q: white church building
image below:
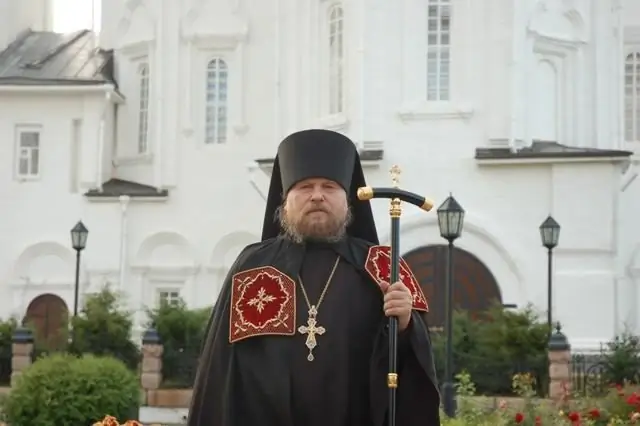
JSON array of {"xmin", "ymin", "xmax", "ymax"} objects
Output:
[{"xmin": 0, "ymin": 0, "xmax": 639, "ymax": 352}]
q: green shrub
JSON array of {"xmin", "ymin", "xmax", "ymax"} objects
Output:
[
  {"xmin": 4, "ymin": 353, "xmax": 140, "ymax": 426},
  {"xmin": 147, "ymin": 299, "xmax": 211, "ymax": 387},
  {"xmin": 432, "ymin": 303, "xmax": 549, "ymax": 396},
  {"xmin": 0, "ymin": 317, "xmax": 18, "ymax": 385},
  {"xmin": 70, "ymin": 286, "xmax": 141, "ymax": 370},
  {"xmin": 599, "ymin": 330, "xmax": 640, "ymax": 386}
]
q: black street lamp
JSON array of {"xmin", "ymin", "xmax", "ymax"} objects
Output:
[
  {"xmin": 70, "ymin": 221, "xmax": 89, "ymax": 318},
  {"xmin": 539, "ymin": 215, "xmax": 560, "ymax": 334},
  {"xmin": 437, "ymin": 194, "xmax": 465, "ymax": 418}
]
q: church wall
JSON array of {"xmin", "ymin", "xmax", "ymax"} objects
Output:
[
  {"xmin": 620, "ymin": 168, "xmax": 640, "ymax": 332},
  {"xmin": 350, "ymin": 0, "xmax": 627, "ymax": 351},
  {"xmin": 0, "ymin": 92, "xmax": 125, "ymax": 321},
  {"xmin": 623, "ymin": 0, "xmax": 640, "ymax": 27}
]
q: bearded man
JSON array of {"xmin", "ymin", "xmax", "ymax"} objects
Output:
[{"xmin": 187, "ymin": 129, "xmax": 441, "ymax": 426}]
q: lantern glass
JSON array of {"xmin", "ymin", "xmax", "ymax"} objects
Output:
[
  {"xmin": 539, "ymin": 216, "xmax": 560, "ymax": 249},
  {"xmin": 70, "ymin": 221, "xmax": 89, "ymax": 251},
  {"xmin": 437, "ymin": 195, "xmax": 465, "ymax": 241}
]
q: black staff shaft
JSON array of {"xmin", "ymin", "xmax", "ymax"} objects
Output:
[
  {"xmin": 357, "ymin": 184, "xmax": 434, "ymax": 426},
  {"xmin": 388, "ymin": 211, "xmax": 400, "ymax": 426}
]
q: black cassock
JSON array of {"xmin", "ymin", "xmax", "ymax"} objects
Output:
[{"xmin": 187, "ymin": 236, "xmax": 440, "ymax": 426}]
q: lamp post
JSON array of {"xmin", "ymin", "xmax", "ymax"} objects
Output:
[
  {"xmin": 70, "ymin": 221, "xmax": 89, "ymax": 318},
  {"xmin": 437, "ymin": 194, "xmax": 465, "ymax": 418},
  {"xmin": 539, "ymin": 216, "xmax": 560, "ymax": 334}
]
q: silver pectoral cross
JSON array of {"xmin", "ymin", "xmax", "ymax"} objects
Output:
[{"xmin": 297, "ymin": 305, "xmax": 326, "ymax": 361}]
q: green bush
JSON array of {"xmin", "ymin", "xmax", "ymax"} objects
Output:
[
  {"xmin": 70, "ymin": 287, "xmax": 141, "ymax": 370},
  {"xmin": 147, "ymin": 299, "xmax": 211, "ymax": 387},
  {"xmin": 4, "ymin": 353, "xmax": 141, "ymax": 426},
  {"xmin": 432, "ymin": 303, "xmax": 549, "ymax": 396},
  {"xmin": 599, "ymin": 330, "xmax": 640, "ymax": 386},
  {"xmin": 0, "ymin": 317, "xmax": 18, "ymax": 385}
]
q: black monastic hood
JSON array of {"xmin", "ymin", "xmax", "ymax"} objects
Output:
[{"xmin": 260, "ymin": 129, "xmax": 379, "ymax": 244}]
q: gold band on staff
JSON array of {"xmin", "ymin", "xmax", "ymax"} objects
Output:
[{"xmin": 387, "ymin": 373, "xmax": 398, "ymax": 389}]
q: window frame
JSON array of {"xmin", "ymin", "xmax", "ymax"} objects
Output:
[
  {"xmin": 327, "ymin": 4, "xmax": 345, "ymax": 116},
  {"xmin": 426, "ymin": 0, "xmax": 451, "ymax": 102},
  {"xmin": 204, "ymin": 57, "xmax": 230, "ymax": 145},
  {"xmin": 156, "ymin": 288, "xmax": 182, "ymax": 307},
  {"xmin": 137, "ymin": 61, "xmax": 150, "ymax": 154},
  {"xmin": 625, "ymin": 50, "xmax": 640, "ymax": 143},
  {"xmin": 14, "ymin": 124, "xmax": 42, "ymax": 181}
]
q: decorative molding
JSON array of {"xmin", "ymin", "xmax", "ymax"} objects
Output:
[
  {"xmin": 114, "ymin": 153, "xmax": 154, "ymax": 166},
  {"xmin": 130, "ymin": 265, "xmax": 201, "ymax": 276},
  {"xmin": 476, "ymin": 155, "xmax": 631, "ymax": 166},
  {"xmin": 115, "ymin": 0, "xmax": 156, "ymax": 50},
  {"xmin": 526, "ymin": 0, "xmax": 587, "ymax": 44},
  {"xmin": 397, "ymin": 103, "xmax": 475, "ymax": 121},
  {"xmin": 180, "ymin": 0, "xmax": 249, "ymax": 45},
  {"xmin": 118, "ymin": 40, "xmax": 155, "ymax": 59},
  {"xmin": 189, "ymin": 33, "xmax": 248, "ymax": 50}
]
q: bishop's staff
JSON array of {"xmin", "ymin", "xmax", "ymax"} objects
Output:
[{"xmin": 357, "ymin": 165, "xmax": 434, "ymax": 426}]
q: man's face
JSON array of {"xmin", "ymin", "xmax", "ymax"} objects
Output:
[{"xmin": 281, "ymin": 177, "xmax": 350, "ymax": 243}]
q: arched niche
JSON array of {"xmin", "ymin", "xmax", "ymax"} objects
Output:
[
  {"xmin": 210, "ymin": 231, "xmax": 259, "ymax": 271},
  {"xmin": 12, "ymin": 241, "xmax": 75, "ymax": 284},
  {"xmin": 134, "ymin": 231, "xmax": 198, "ymax": 269}
]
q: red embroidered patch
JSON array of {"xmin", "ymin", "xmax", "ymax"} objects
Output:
[
  {"xmin": 229, "ymin": 266, "xmax": 296, "ymax": 343},
  {"xmin": 364, "ymin": 245, "xmax": 429, "ymax": 312}
]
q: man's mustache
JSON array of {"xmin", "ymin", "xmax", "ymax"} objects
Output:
[{"xmin": 304, "ymin": 204, "xmax": 329, "ymax": 214}]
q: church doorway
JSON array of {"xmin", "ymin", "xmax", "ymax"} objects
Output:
[
  {"xmin": 24, "ymin": 293, "xmax": 69, "ymax": 350},
  {"xmin": 403, "ymin": 245, "xmax": 502, "ymax": 330}
]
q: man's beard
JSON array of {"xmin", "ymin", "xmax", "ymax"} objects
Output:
[{"xmin": 277, "ymin": 203, "xmax": 352, "ymax": 244}]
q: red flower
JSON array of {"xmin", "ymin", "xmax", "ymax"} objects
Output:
[
  {"xmin": 588, "ymin": 408, "xmax": 600, "ymax": 419},
  {"xmin": 628, "ymin": 392, "xmax": 640, "ymax": 406},
  {"xmin": 535, "ymin": 415, "xmax": 542, "ymax": 425},
  {"xmin": 514, "ymin": 412, "xmax": 524, "ymax": 423},
  {"xmin": 567, "ymin": 411, "xmax": 580, "ymax": 423}
]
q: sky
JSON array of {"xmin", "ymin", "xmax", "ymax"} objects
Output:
[{"xmin": 52, "ymin": 0, "xmax": 101, "ymax": 33}]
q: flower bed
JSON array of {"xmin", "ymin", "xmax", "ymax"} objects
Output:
[
  {"xmin": 442, "ymin": 371, "xmax": 640, "ymax": 425},
  {"xmin": 93, "ymin": 416, "xmax": 141, "ymax": 426}
]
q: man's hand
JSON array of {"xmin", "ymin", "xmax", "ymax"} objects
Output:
[{"xmin": 379, "ymin": 281, "xmax": 413, "ymax": 332}]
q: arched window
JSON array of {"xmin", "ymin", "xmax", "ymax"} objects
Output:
[
  {"xmin": 205, "ymin": 58, "xmax": 229, "ymax": 144},
  {"xmin": 328, "ymin": 5, "xmax": 344, "ymax": 115},
  {"xmin": 427, "ymin": 0, "xmax": 451, "ymax": 101},
  {"xmin": 625, "ymin": 52, "xmax": 640, "ymax": 142},
  {"xmin": 137, "ymin": 63, "xmax": 150, "ymax": 154}
]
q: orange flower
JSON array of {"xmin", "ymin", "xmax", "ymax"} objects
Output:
[{"xmin": 101, "ymin": 416, "xmax": 120, "ymax": 426}]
